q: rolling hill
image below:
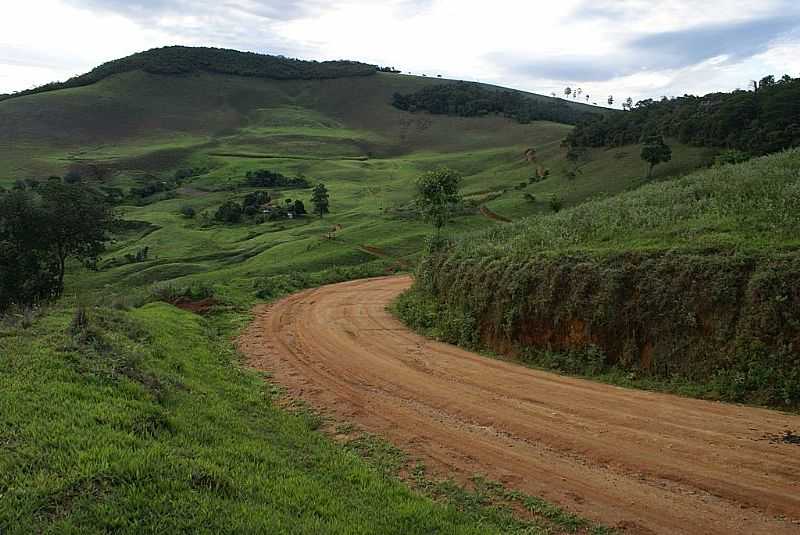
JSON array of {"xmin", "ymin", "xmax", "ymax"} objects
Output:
[{"xmin": 3, "ymin": 46, "xmax": 755, "ymax": 534}]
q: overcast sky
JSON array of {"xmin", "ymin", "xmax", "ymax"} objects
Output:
[{"xmin": 2, "ymin": 0, "xmax": 800, "ymax": 105}]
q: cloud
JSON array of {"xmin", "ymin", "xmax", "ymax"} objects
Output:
[
  {"xmin": 1, "ymin": 0, "xmax": 799, "ymax": 102},
  {"xmin": 632, "ymin": 16, "xmax": 800, "ymax": 68},
  {"xmin": 492, "ymin": 15, "xmax": 800, "ymax": 84},
  {"xmin": 63, "ymin": 0, "xmax": 320, "ymax": 22}
]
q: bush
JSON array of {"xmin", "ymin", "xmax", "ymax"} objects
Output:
[
  {"xmin": 180, "ymin": 205, "xmax": 196, "ymax": 218},
  {"xmin": 549, "ymin": 195, "xmax": 563, "ymax": 212},
  {"xmin": 714, "ymin": 149, "xmax": 752, "ymax": 167},
  {"xmin": 214, "ymin": 201, "xmax": 242, "ymax": 223},
  {"xmin": 151, "ymin": 283, "xmax": 215, "ymax": 303}
]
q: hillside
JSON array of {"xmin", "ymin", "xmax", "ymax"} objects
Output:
[
  {"xmin": 0, "ymin": 46, "xmax": 720, "ymax": 303},
  {"xmin": 400, "ymin": 150, "xmax": 800, "ymax": 408},
  {"xmin": 3, "ymin": 45, "xmax": 769, "ymax": 533}
]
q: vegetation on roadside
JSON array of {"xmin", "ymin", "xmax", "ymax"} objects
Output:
[
  {"xmin": 3, "ymin": 302, "xmax": 583, "ymax": 534},
  {"xmin": 398, "ymin": 151, "xmax": 800, "ymax": 409}
]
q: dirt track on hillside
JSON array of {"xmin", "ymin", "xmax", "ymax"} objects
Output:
[{"xmin": 238, "ymin": 275, "xmax": 800, "ymax": 534}]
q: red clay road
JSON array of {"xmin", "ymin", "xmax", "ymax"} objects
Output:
[{"xmin": 238, "ymin": 275, "xmax": 800, "ymax": 534}]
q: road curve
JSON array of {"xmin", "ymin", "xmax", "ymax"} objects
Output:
[{"xmin": 238, "ymin": 275, "xmax": 800, "ymax": 535}]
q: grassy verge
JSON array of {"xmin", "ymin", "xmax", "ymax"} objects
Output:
[
  {"xmin": 0, "ymin": 298, "xmax": 610, "ymax": 533},
  {"xmin": 392, "ymin": 285, "xmax": 800, "ymax": 411},
  {"xmin": 394, "ymin": 151, "xmax": 800, "ymax": 410}
]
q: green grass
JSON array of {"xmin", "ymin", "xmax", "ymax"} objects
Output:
[
  {"xmin": 0, "ymin": 66, "xmax": 733, "ymax": 532},
  {"xmin": 0, "ymin": 301, "xmax": 609, "ymax": 534},
  {"xmin": 402, "ymin": 151, "xmax": 800, "ymax": 409},
  {"xmin": 450, "ymin": 149, "xmax": 800, "ymax": 257}
]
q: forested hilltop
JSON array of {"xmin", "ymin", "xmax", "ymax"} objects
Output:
[
  {"xmin": 0, "ymin": 46, "xmax": 378, "ymax": 103},
  {"xmin": 567, "ymin": 75, "xmax": 800, "ymax": 155},
  {"xmin": 392, "ymin": 82, "xmax": 600, "ymax": 125}
]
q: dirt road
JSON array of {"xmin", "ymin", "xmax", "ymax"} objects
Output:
[{"xmin": 239, "ymin": 275, "xmax": 800, "ymax": 534}]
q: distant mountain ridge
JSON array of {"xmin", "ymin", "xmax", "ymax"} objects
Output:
[{"xmin": 0, "ymin": 46, "xmax": 379, "ymax": 103}]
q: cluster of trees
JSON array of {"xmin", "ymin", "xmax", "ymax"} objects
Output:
[
  {"xmin": 393, "ymin": 82, "xmax": 597, "ymax": 125},
  {"xmin": 0, "ymin": 46, "xmax": 378, "ymax": 103},
  {"xmin": 245, "ymin": 169, "xmax": 311, "ymax": 189},
  {"xmin": 130, "ymin": 167, "xmax": 206, "ymax": 201},
  {"xmin": 213, "ymin": 190, "xmax": 315, "ymax": 224},
  {"xmin": 567, "ymin": 75, "xmax": 800, "ymax": 155},
  {"xmin": 0, "ymin": 178, "xmax": 114, "ymax": 312}
]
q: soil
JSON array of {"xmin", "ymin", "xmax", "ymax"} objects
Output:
[{"xmin": 238, "ymin": 275, "xmax": 800, "ymax": 535}]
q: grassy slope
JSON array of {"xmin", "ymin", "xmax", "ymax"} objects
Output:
[
  {"xmin": 0, "ymin": 302, "xmax": 606, "ymax": 534},
  {"xmin": 1, "ymin": 67, "xmax": 722, "ymax": 532},
  {"xmin": 0, "ymin": 69, "xmax": 717, "ymax": 301},
  {"xmin": 402, "ymin": 151, "xmax": 800, "ymax": 408}
]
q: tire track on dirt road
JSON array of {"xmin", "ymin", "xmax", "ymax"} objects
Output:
[{"xmin": 238, "ymin": 275, "xmax": 800, "ymax": 535}]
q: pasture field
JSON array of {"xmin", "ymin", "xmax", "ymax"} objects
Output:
[{"xmin": 1, "ymin": 66, "xmax": 723, "ymax": 533}]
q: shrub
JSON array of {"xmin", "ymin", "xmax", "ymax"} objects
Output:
[
  {"xmin": 180, "ymin": 205, "xmax": 196, "ymax": 218},
  {"xmin": 214, "ymin": 201, "xmax": 242, "ymax": 223},
  {"xmin": 549, "ymin": 195, "xmax": 563, "ymax": 212}
]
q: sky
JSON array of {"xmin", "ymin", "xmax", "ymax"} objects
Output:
[{"xmin": 2, "ymin": 0, "xmax": 800, "ymax": 105}]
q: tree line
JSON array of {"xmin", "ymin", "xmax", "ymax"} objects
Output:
[
  {"xmin": 0, "ymin": 178, "xmax": 114, "ymax": 312},
  {"xmin": 0, "ymin": 46, "xmax": 379, "ymax": 103},
  {"xmin": 566, "ymin": 75, "xmax": 800, "ymax": 155},
  {"xmin": 392, "ymin": 82, "xmax": 598, "ymax": 125}
]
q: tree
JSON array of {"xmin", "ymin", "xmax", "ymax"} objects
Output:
[
  {"xmin": 549, "ymin": 194, "xmax": 563, "ymax": 213},
  {"xmin": 623, "ymin": 97, "xmax": 634, "ymax": 111},
  {"xmin": 414, "ymin": 168, "xmax": 463, "ymax": 235},
  {"xmin": 38, "ymin": 179, "xmax": 115, "ymax": 293},
  {"xmin": 0, "ymin": 190, "xmax": 59, "ymax": 311},
  {"xmin": 310, "ymin": 183, "xmax": 330, "ymax": 218},
  {"xmin": 640, "ymin": 135, "xmax": 672, "ymax": 178},
  {"xmin": 293, "ymin": 199, "xmax": 307, "ymax": 215},
  {"xmin": 564, "ymin": 87, "xmax": 572, "ymax": 99},
  {"xmin": 214, "ymin": 200, "xmax": 243, "ymax": 223},
  {"xmin": 608, "ymin": 95, "xmax": 614, "ymax": 106},
  {"xmin": 0, "ymin": 179, "xmax": 114, "ymax": 309}
]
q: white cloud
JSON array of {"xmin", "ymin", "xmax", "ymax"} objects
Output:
[{"xmin": 1, "ymin": 0, "xmax": 799, "ymax": 104}]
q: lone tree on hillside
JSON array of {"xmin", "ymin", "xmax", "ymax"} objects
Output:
[
  {"xmin": 640, "ymin": 135, "xmax": 672, "ymax": 178},
  {"xmin": 310, "ymin": 183, "xmax": 330, "ymax": 218},
  {"xmin": 0, "ymin": 177, "xmax": 115, "ymax": 310},
  {"xmin": 415, "ymin": 168, "xmax": 463, "ymax": 236},
  {"xmin": 38, "ymin": 178, "xmax": 115, "ymax": 292}
]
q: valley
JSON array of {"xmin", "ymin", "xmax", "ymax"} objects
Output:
[{"xmin": 2, "ymin": 44, "xmax": 799, "ymax": 535}]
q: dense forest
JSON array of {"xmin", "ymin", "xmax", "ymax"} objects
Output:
[
  {"xmin": 0, "ymin": 46, "xmax": 378, "ymax": 102},
  {"xmin": 567, "ymin": 75, "xmax": 800, "ymax": 154},
  {"xmin": 392, "ymin": 82, "xmax": 598, "ymax": 125}
]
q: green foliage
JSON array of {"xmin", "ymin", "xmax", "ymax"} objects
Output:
[
  {"xmin": 640, "ymin": 135, "xmax": 672, "ymax": 177},
  {"xmin": 214, "ymin": 200, "xmax": 243, "ymax": 223},
  {"xmin": 150, "ymin": 282, "xmax": 215, "ymax": 303},
  {"xmin": 0, "ymin": 190, "xmax": 60, "ymax": 310},
  {"xmin": 0, "ymin": 46, "xmax": 378, "ymax": 102},
  {"xmin": 714, "ymin": 149, "xmax": 752, "ymax": 167},
  {"xmin": 408, "ymin": 151, "xmax": 800, "ymax": 408},
  {"xmin": 415, "ymin": 168, "xmax": 463, "ymax": 233},
  {"xmin": 548, "ymin": 194, "xmax": 563, "ymax": 213},
  {"xmin": 568, "ymin": 75, "xmax": 800, "ymax": 155},
  {"xmin": 393, "ymin": 82, "xmax": 598, "ymax": 125},
  {"xmin": 310, "ymin": 183, "xmax": 330, "ymax": 218},
  {"xmin": 0, "ymin": 179, "xmax": 114, "ymax": 311},
  {"xmin": 1, "ymin": 303, "xmax": 537, "ymax": 534},
  {"xmin": 180, "ymin": 205, "xmax": 196, "ymax": 218},
  {"xmin": 245, "ymin": 169, "xmax": 311, "ymax": 189}
]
